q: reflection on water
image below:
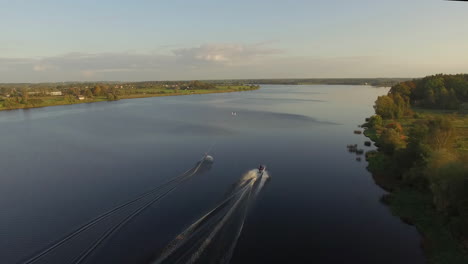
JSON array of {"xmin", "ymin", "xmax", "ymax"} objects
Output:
[{"xmin": 0, "ymin": 85, "xmax": 425, "ymax": 264}]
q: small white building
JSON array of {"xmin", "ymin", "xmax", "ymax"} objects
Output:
[
  {"xmin": 77, "ymin": 95, "xmax": 85, "ymax": 100},
  {"xmin": 50, "ymin": 91, "xmax": 62, "ymax": 96}
]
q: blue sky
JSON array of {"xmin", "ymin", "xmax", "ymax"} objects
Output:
[{"xmin": 1, "ymin": 0, "xmax": 467, "ymax": 82}]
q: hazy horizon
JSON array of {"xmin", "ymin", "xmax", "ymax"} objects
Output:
[
  {"xmin": 1, "ymin": 0, "xmax": 467, "ymax": 82},
  {"xmin": 0, "ymin": 77, "xmax": 416, "ymax": 85}
]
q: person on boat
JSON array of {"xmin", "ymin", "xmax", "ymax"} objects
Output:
[{"xmin": 258, "ymin": 165, "xmax": 265, "ymax": 172}]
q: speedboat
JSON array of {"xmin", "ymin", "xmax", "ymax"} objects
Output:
[
  {"xmin": 258, "ymin": 165, "xmax": 266, "ymax": 173},
  {"xmin": 203, "ymin": 154, "xmax": 214, "ymax": 163}
]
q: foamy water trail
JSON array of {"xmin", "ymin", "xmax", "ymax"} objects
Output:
[
  {"xmin": 22, "ymin": 158, "xmax": 209, "ymax": 264},
  {"xmin": 153, "ymin": 169, "xmax": 270, "ymax": 264},
  {"xmin": 255, "ymin": 171, "xmax": 269, "ymax": 198}
]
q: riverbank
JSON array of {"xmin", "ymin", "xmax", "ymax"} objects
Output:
[
  {"xmin": 364, "ymin": 109, "xmax": 468, "ymax": 264},
  {"xmin": 0, "ymin": 85, "xmax": 259, "ymax": 111}
]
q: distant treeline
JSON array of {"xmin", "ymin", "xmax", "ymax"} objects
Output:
[
  {"xmin": 374, "ymin": 74, "xmax": 468, "ymax": 119},
  {"xmin": 0, "ymin": 80, "xmax": 220, "ymax": 94},
  {"xmin": 0, "ymin": 78, "xmax": 410, "ymax": 90},
  {"xmin": 203, "ymin": 78, "xmax": 410, "ymax": 87},
  {"xmin": 0, "ymin": 80, "xmax": 258, "ymax": 110}
]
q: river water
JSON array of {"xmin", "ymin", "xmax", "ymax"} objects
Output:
[{"xmin": 0, "ymin": 85, "xmax": 425, "ymax": 264}]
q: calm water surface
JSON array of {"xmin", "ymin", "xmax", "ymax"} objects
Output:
[{"xmin": 0, "ymin": 85, "xmax": 425, "ymax": 263}]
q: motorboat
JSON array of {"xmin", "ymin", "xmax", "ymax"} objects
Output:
[
  {"xmin": 203, "ymin": 154, "xmax": 214, "ymax": 163},
  {"xmin": 258, "ymin": 165, "xmax": 266, "ymax": 173}
]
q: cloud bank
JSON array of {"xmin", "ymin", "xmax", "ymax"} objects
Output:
[{"xmin": 1, "ymin": 43, "xmax": 467, "ymax": 82}]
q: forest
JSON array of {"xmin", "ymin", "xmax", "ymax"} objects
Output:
[
  {"xmin": 364, "ymin": 74, "xmax": 468, "ymax": 263},
  {"xmin": 374, "ymin": 74, "xmax": 468, "ymax": 119}
]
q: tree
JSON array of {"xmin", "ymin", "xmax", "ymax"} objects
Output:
[
  {"xmin": 374, "ymin": 95, "xmax": 396, "ymax": 119},
  {"xmin": 425, "ymin": 76, "xmax": 445, "ymax": 95},
  {"xmin": 379, "ymin": 127, "xmax": 406, "ymax": 155},
  {"xmin": 20, "ymin": 88, "xmax": 29, "ymax": 104},
  {"xmin": 189, "ymin": 80, "xmax": 216, "ymax": 90},
  {"xmin": 445, "ymin": 75, "xmax": 468, "ymax": 101},
  {"xmin": 3, "ymin": 98, "xmax": 16, "ymax": 109},
  {"xmin": 391, "ymin": 93, "xmax": 409, "ymax": 118},
  {"xmin": 368, "ymin": 115, "xmax": 383, "ymax": 128},
  {"xmin": 428, "ymin": 117, "xmax": 454, "ymax": 150},
  {"xmin": 427, "ymin": 160, "xmax": 467, "ymax": 213},
  {"xmin": 424, "ymin": 88, "xmax": 436, "ymax": 107},
  {"xmin": 410, "ymin": 75, "xmax": 464, "ymax": 109},
  {"xmin": 445, "ymin": 88, "xmax": 459, "ymax": 109},
  {"xmin": 107, "ymin": 93, "xmax": 115, "ymax": 101},
  {"xmin": 406, "ymin": 121, "xmax": 431, "ymax": 162},
  {"xmin": 92, "ymin": 86, "xmax": 102, "ymax": 96},
  {"xmin": 385, "ymin": 122, "xmax": 404, "ymax": 134},
  {"xmin": 390, "ymin": 83, "xmax": 412, "ymax": 98},
  {"xmin": 65, "ymin": 95, "xmax": 76, "ymax": 104},
  {"xmin": 84, "ymin": 89, "xmax": 93, "ymax": 98}
]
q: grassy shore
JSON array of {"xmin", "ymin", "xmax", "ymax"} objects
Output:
[
  {"xmin": 365, "ymin": 110, "xmax": 468, "ymax": 154},
  {"xmin": 364, "ymin": 110, "xmax": 468, "ymax": 263},
  {"xmin": 0, "ymin": 85, "xmax": 258, "ymax": 111}
]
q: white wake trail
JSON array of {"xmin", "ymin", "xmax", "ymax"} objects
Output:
[{"xmin": 153, "ymin": 168, "xmax": 270, "ymax": 264}]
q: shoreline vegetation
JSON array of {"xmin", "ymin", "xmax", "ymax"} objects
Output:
[
  {"xmin": 0, "ymin": 78, "xmax": 406, "ymax": 112},
  {"xmin": 362, "ymin": 74, "xmax": 468, "ymax": 263},
  {"xmin": 0, "ymin": 81, "xmax": 259, "ymax": 111}
]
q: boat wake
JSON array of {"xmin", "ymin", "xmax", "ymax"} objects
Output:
[
  {"xmin": 152, "ymin": 169, "xmax": 270, "ymax": 264},
  {"xmin": 22, "ymin": 157, "xmax": 211, "ymax": 264}
]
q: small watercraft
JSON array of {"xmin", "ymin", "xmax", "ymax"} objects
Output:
[
  {"xmin": 258, "ymin": 165, "xmax": 266, "ymax": 173},
  {"xmin": 203, "ymin": 154, "xmax": 214, "ymax": 163}
]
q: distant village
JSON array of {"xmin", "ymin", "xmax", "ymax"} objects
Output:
[
  {"xmin": 0, "ymin": 81, "xmax": 258, "ymax": 100},
  {"xmin": 0, "ymin": 81, "xmax": 259, "ymax": 110},
  {"xmin": 1, "ymin": 83, "xmax": 134, "ymax": 100}
]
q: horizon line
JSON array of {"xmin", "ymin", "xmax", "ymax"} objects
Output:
[{"xmin": 0, "ymin": 77, "xmax": 419, "ymax": 85}]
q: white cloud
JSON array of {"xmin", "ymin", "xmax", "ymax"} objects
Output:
[
  {"xmin": 173, "ymin": 43, "xmax": 282, "ymax": 65},
  {"xmin": 0, "ymin": 43, "xmax": 467, "ymax": 82}
]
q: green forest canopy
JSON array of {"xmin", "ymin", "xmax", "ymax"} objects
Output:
[{"xmin": 374, "ymin": 74, "xmax": 468, "ymax": 119}]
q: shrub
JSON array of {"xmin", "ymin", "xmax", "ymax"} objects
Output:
[
  {"xmin": 427, "ymin": 161, "xmax": 468, "ymax": 213},
  {"xmin": 379, "ymin": 127, "xmax": 406, "ymax": 155},
  {"xmin": 374, "ymin": 95, "xmax": 396, "ymax": 119},
  {"xmin": 368, "ymin": 115, "xmax": 383, "ymax": 128},
  {"xmin": 386, "ymin": 122, "xmax": 404, "ymax": 134}
]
